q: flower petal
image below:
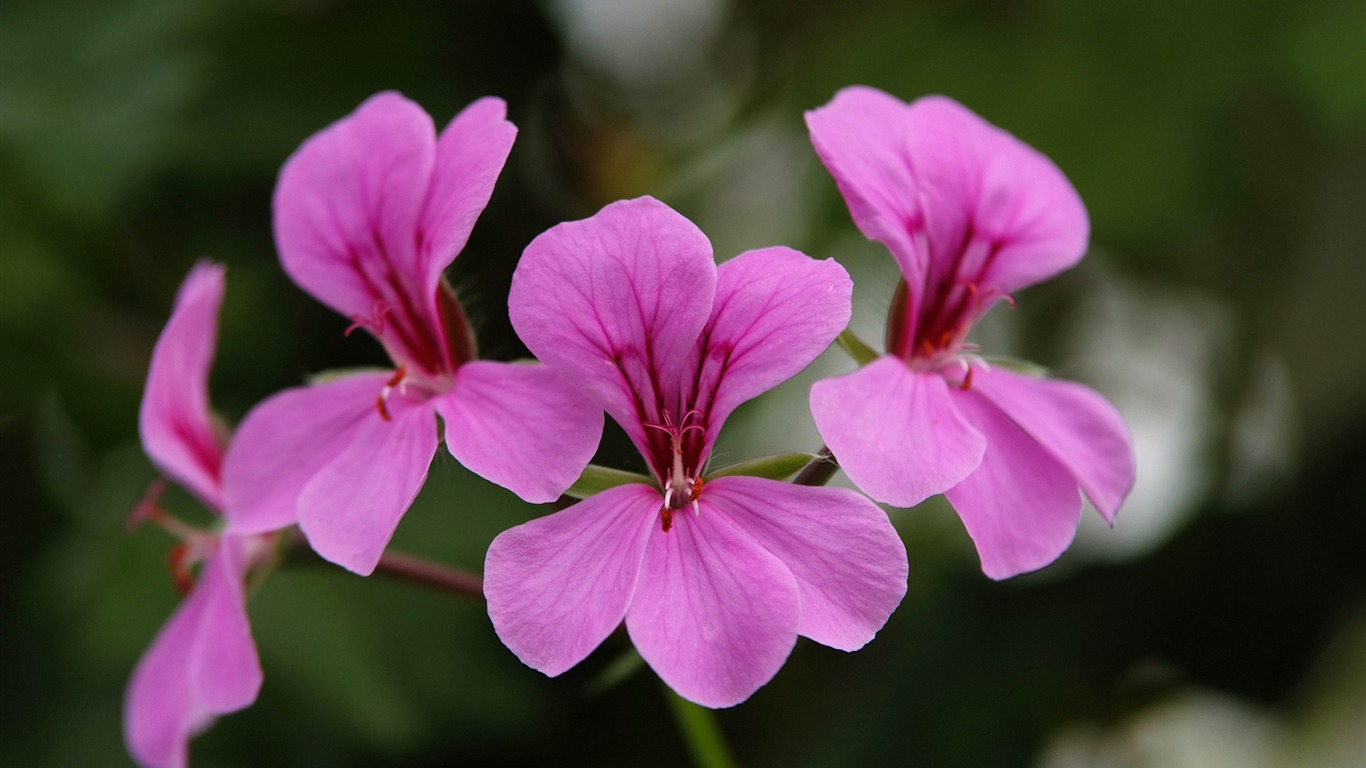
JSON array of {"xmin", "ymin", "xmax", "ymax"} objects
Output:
[
  {"xmin": 509, "ymin": 196, "xmax": 716, "ymax": 458},
  {"xmin": 139, "ymin": 261, "xmax": 227, "ymax": 511},
  {"xmin": 805, "ymin": 86, "xmax": 930, "ymax": 296},
  {"xmin": 810, "ymin": 357, "xmax": 985, "ymax": 508},
  {"xmin": 124, "ymin": 536, "xmax": 261, "ymax": 768},
  {"xmin": 900, "ymin": 94, "xmax": 1089, "ymax": 297},
  {"xmin": 683, "ymin": 247, "xmax": 851, "ymax": 459},
  {"xmin": 484, "ymin": 484, "xmax": 658, "ymax": 676},
  {"xmin": 296, "ymin": 391, "xmax": 438, "ymax": 576},
  {"xmin": 625, "ymin": 505, "xmax": 800, "ymax": 708},
  {"xmin": 435, "ymin": 360, "xmax": 603, "ymax": 503},
  {"xmin": 418, "ymin": 97, "xmax": 517, "ymax": 290},
  {"xmin": 705, "ymin": 476, "xmax": 907, "ymax": 651},
  {"xmin": 222, "ymin": 372, "xmax": 393, "ymax": 534},
  {"xmin": 969, "ymin": 366, "xmax": 1135, "ymax": 522},
  {"xmin": 807, "ymin": 87, "xmax": 1089, "ymax": 331},
  {"xmin": 945, "ymin": 391, "xmax": 1082, "ymax": 579},
  {"xmin": 273, "ymin": 92, "xmax": 450, "ymax": 376}
]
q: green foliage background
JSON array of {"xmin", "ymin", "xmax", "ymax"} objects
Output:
[{"xmin": 1, "ymin": 0, "xmax": 1362, "ymax": 765}]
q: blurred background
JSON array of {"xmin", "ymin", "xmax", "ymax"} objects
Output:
[{"xmin": 1, "ymin": 0, "xmax": 1363, "ymax": 765}]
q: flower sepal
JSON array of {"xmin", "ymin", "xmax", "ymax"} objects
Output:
[
  {"xmin": 704, "ymin": 452, "xmax": 819, "ymax": 483},
  {"xmin": 564, "ymin": 464, "xmax": 654, "ymax": 499}
]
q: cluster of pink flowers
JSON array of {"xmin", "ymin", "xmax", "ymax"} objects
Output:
[{"xmin": 127, "ymin": 86, "xmax": 1134, "ymax": 767}]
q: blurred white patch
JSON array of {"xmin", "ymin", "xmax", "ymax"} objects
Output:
[
  {"xmin": 686, "ymin": 120, "xmax": 818, "ymax": 258},
  {"xmin": 1062, "ymin": 269, "xmax": 1234, "ymax": 559},
  {"xmin": 1222, "ymin": 351, "xmax": 1299, "ymax": 506},
  {"xmin": 549, "ymin": 0, "xmax": 729, "ymax": 88},
  {"xmin": 1038, "ymin": 691, "xmax": 1285, "ymax": 768}
]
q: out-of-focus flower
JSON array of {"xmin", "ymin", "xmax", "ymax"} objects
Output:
[
  {"xmin": 485, "ymin": 197, "xmax": 907, "ymax": 708},
  {"xmin": 224, "ymin": 93, "xmax": 602, "ymax": 575},
  {"xmin": 127, "ymin": 262, "xmax": 272, "ymax": 768},
  {"xmin": 806, "ymin": 87, "xmax": 1135, "ymax": 579}
]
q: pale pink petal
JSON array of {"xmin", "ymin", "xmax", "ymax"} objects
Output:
[
  {"xmin": 124, "ymin": 536, "xmax": 261, "ymax": 768},
  {"xmin": 435, "ymin": 361, "xmax": 603, "ymax": 503},
  {"xmin": 273, "ymin": 92, "xmax": 449, "ymax": 376},
  {"xmin": 139, "ymin": 261, "xmax": 227, "ymax": 511},
  {"xmin": 484, "ymin": 484, "xmax": 658, "ymax": 676},
  {"xmin": 807, "ymin": 88, "xmax": 1089, "ymax": 325},
  {"xmin": 969, "ymin": 366, "xmax": 1135, "ymax": 522},
  {"xmin": 810, "ymin": 356, "xmax": 985, "ymax": 508},
  {"xmin": 945, "ymin": 391, "xmax": 1082, "ymax": 580},
  {"xmin": 901, "ymin": 95, "xmax": 1089, "ymax": 297},
  {"xmin": 509, "ymin": 196, "xmax": 716, "ymax": 457},
  {"xmin": 418, "ymin": 97, "xmax": 517, "ymax": 289},
  {"xmin": 296, "ymin": 390, "xmax": 438, "ymax": 575},
  {"xmin": 625, "ymin": 505, "xmax": 800, "ymax": 708},
  {"xmin": 805, "ymin": 86, "xmax": 930, "ymax": 294},
  {"xmin": 683, "ymin": 247, "xmax": 851, "ymax": 460},
  {"xmin": 222, "ymin": 372, "xmax": 393, "ymax": 534},
  {"xmin": 705, "ymin": 476, "xmax": 907, "ymax": 651}
]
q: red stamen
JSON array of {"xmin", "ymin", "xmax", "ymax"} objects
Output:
[
  {"xmin": 127, "ymin": 478, "xmax": 169, "ymax": 531},
  {"xmin": 344, "ymin": 300, "xmax": 393, "ymax": 338},
  {"xmin": 661, "ymin": 505, "xmax": 674, "ymax": 533},
  {"xmin": 960, "ymin": 366, "xmax": 975, "ymax": 391},
  {"xmin": 689, "ymin": 476, "xmax": 704, "ymax": 503},
  {"xmin": 167, "ymin": 543, "xmax": 195, "ymax": 595},
  {"xmin": 374, "ymin": 365, "xmax": 408, "ymax": 422}
]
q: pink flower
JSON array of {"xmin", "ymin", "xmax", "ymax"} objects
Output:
[
  {"xmin": 485, "ymin": 197, "xmax": 908, "ymax": 708},
  {"xmin": 806, "ymin": 86, "xmax": 1136, "ymax": 579},
  {"xmin": 223, "ymin": 93, "xmax": 602, "ymax": 575},
  {"xmin": 128, "ymin": 261, "xmax": 269, "ymax": 768}
]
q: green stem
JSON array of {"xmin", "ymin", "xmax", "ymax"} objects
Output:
[
  {"xmin": 371, "ymin": 550, "xmax": 485, "ymax": 603},
  {"xmin": 664, "ymin": 686, "xmax": 738, "ymax": 768},
  {"xmin": 285, "ymin": 532, "xmax": 485, "ymax": 603}
]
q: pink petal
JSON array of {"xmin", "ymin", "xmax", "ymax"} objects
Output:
[
  {"xmin": 683, "ymin": 247, "xmax": 851, "ymax": 460},
  {"xmin": 625, "ymin": 504, "xmax": 801, "ymax": 708},
  {"xmin": 807, "ymin": 87, "xmax": 1089, "ymax": 322},
  {"xmin": 435, "ymin": 361, "xmax": 603, "ymax": 503},
  {"xmin": 805, "ymin": 86, "xmax": 930, "ymax": 299},
  {"xmin": 969, "ymin": 366, "xmax": 1135, "ymax": 522},
  {"xmin": 705, "ymin": 476, "xmax": 907, "ymax": 651},
  {"xmin": 810, "ymin": 356, "xmax": 985, "ymax": 508},
  {"xmin": 900, "ymin": 95, "xmax": 1089, "ymax": 297},
  {"xmin": 418, "ymin": 97, "xmax": 517, "ymax": 291},
  {"xmin": 222, "ymin": 372, "xmax": 393, "ymax": 534},
  {"xmin": 273, "ymin": 92, "xmax": 450, "ymax": 376},
  {"xmin": 945, "ymin": 391, "xmax": 1082, "ymax": 580},
  {"xmin": 509, "ymin": 197, "xmax": 716, "ymax": 457},
  {"xmin": 296, "ymin": 390, "xmax": 438, "ymax": 576},
  {"xmin": 139, "ymin": 261, "xmax": 227, "ymax": 511},
  {"xmin": 124, "ymin": 535, "xmax": 261, "ymax": 768},
  {"xmin": 484, "ymin": 484, "xmax": 658, "ymax": 676}
]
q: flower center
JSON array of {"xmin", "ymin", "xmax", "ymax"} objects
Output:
[{"xmin": 645, "ymin": 410, "xmax": 706, "ymax": 532}]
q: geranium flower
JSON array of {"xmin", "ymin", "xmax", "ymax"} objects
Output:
[
  {"xmin": 806, "ymin": 86, "xmax": 1136, "ymax": 579},
  {"xmin": 127, "ymin": 261, "xmax": 271, "ymax": 768},
  {"xmin": 223, "ymin": 93, "xmax": 602, "ymax": 575},
  {"xmin": 485, "ymin": 197, "xmax": 908, "ymax": 708}
]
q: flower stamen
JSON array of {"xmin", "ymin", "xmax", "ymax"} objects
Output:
[{"xmin": 375, "ymin": 365, "xmax": 408, "ymax": 422}]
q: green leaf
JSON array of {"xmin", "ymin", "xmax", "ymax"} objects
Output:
[
  {"xmin": 705, "ymin": 452, "xmax": 818, "ymax": 482},
  {"xmin": 836, "ymin": 328, "xmax": 881, "ymax": 366},
  {"xmin": 565, "ymin": 464, "xmax": 653, "ymax": 499},
  {"xmin": 664, "ymin": 686, "xmax": 738, "ymax": 768},
  {"xmin": 307, "ymin": 366, "xmax": 390, "ymax": 385},
  {"xmin": 982, "ymin": 356, "xmax": 1050, "ymax": 377},
  {"xmin": 583, "ymin": 646, "xmax": 645, "ymax": 697}
]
